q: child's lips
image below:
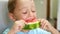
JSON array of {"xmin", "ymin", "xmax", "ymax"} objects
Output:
[{"xmin": 25, "ymin": 17, "xmax": 37, "ymax": 23}]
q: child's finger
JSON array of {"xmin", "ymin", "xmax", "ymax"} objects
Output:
[
  {"xmin": 40, "ymin": 19, "xmax": 45, "ymax": 26},
  {"xmin": 15, "ymin": 20, "xmax": 27, "ymax": 29},
  {"xmin": 43, "ymin": 22, "xmax": 48, "ymax": 30},
  {"xmin": 40, "ymin": 19, "xmax": 47, "ymax": 29}
]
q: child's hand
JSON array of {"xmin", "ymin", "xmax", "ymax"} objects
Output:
[
  {"xmin": 38, "ymin": 19, "xmax": 60, "ymax": 34},
  {"xmin": 38, "ymin": 19, "xmax": 53, "ymax": 32},
  {"xmin": 40, "ymin": 19, "xmax": 59, "ymax": 34},
  {"xmin": 8, "ymin": 20, "xmax": 26, "ymax": 34}
]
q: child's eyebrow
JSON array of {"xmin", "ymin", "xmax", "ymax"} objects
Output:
[{"xmin": 18, "ymin": 7, "xmax": 27, "ymax": 10}]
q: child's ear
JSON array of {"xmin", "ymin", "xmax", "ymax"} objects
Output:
[{"xmin": 8, "ymin": 13, "xmax": 16, "ymax": 21}]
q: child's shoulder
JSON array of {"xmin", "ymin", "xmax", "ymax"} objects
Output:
[{"xmin": 3, "ymin": 28, "xmax": 10, "ymax": 34}]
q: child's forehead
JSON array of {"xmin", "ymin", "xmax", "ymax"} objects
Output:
[
  {"xmin": 15, "ymin": 0, "xmax": 34, "ymax": 9},
  {"xmin": 16, "ymin": 0, "xmax": 33, "ymax": 4},
  {"xmin": 14, "ymin": 0, "xmax": 35, "ymax": 12}
]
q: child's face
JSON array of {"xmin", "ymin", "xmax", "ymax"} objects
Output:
[{"xmin": 10, "ymin": 0, "xmax": 37, "ymax": 21}]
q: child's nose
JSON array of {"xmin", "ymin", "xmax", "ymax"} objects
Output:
[
  {"xmin": 27, "ymin": 8, "xmax": 34, "ymax": 17},
  {"xmin": 29, "ymin": 11, "xmax": 33, "ymax": 17}
]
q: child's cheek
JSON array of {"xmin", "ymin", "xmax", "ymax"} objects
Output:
[{"xmin": 22, "ymin": 15, "xmax": 28, "ymax": 20}]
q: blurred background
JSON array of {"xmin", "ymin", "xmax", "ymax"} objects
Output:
[{"xmin": 0, "ymin": 0, "xmax": 60, "ymax": 34}]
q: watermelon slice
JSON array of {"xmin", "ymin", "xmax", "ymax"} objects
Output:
[
  {"xmin": 23, "ymin": 21, "xmax": 40, "ymax": 30},
  {"xmin": 23, "ymin": 18, "xmax": 40, "ymax": 30}
]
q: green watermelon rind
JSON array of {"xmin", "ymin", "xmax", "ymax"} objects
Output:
[{"xmin": 23, "ymin": 21, "xmax": 40, "ymax": 30}]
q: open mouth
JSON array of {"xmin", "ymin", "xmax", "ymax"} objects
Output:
[{"xmin": 25, "ymin": 17, "xmax": 37, "ymax": 23}]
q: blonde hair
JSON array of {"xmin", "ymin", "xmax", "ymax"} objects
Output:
[{"xmin": 8, "ymin": 0, "xmax": 16, "ymax": 13}]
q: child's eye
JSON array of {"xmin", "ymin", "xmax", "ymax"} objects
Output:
[
  {"xmin": 32, "ymin": 11, "xmax": 36, "ymax": 13},
  {"xmin": 23, "ymin": 11, "xmax": 27, "ymax": 14}
]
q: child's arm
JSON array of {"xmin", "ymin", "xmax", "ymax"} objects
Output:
[
  {"xmin": 38, "ymin": 19, "xmax": 60, "ymax": 34},
  {"xmin": 50, "ymin": 27, "xmax": 60, "ymax": 34}
]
